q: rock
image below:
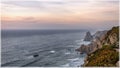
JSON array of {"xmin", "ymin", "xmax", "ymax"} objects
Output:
[
  {"xmin": 102, "ymin": 26, "xmax": 119, "ymax": 46},
  {"xmin": 78, "ymin": 30, "xmax": 107, "ymax": 54},
  {"xmin": 78, "ymin": 26, "xmax": 119, "ymax": 67},
  {"xmin": 93, "ymin": 30, "xmax": 107, "ymax": 39},
  {"xmin": 84, "ymin": 31, "xmax": 93, "ymax": 41},
  {"xmin": 76, "ymin": 44, "xmax": 90, "ymax": 54},
  {"xmin": 33, "ymin": 54, "xmax": 39, "ymax": 57},
  {"xmin": 116, "ymin": 61, "xmax": 119, "ymax": 67},
  {"xmin": 109, "ymin": 33, "xmax": 118, "ymax": 45},
  {"xmin": 76, "ymin": 27, "xmax": 118, "ymax": 54}
]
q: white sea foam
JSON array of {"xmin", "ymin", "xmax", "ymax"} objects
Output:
[
  {"xmin": 65, "ymin": 52, "xmax": 71, "ymax": 55},
  {"xmin": 76, "ymin": 39, "xmax": 91, "ymax": 45},
  {"xmin": 61, "ymin": 63, "xmax": 69, "ymax": 67},
  {"xmin": 61, "ymin": 57, "xmax": 84, "ymax": 67},
  {"xmin": 66, "ymin": 57, "xmax": 84, "ymax": 67},
  {"xmin": 67, "ymin": 58, "xmax": 80, "ymax": 62},
  {"xmin": 50, "ymin": 50, "xmax": 55, "ymax": 53},
  {"xmin": 26, "ymin": 56, "xmax": 34, "ymax": 59}
]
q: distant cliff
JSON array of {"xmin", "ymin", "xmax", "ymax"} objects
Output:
[{"xmin": 76, "ymin": 26, "xmax": 119, "ymax": 67}]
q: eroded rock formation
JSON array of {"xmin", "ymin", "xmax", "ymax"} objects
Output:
[{"xmin": 84, "ymin": 31, "xmax": 93, "ymax": 41}]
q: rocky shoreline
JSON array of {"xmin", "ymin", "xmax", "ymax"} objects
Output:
[
  {"xmin": 76, "ymin": 26, "xmax": 119, "ymax": 67},
  {"xmin": 76, "ymin": 30, "xmax": 107, "ymax": 54}
]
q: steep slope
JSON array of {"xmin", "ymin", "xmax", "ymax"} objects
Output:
[
  {"xmin": 102, "ymin": 26, "xmax": 119, "ymax": 47},
  {"xmin": 76, "ymin": 26, "xmax": 119, "ymax": 67},
  {"xmin": 84, "ymin": 26, "xmax": 119, "ymax": 67},
  {"xmin": 84, "ymin": 45, "xmax": 119, "ymax": 66}
]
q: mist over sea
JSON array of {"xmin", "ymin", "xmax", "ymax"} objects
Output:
[{"xmin": 1, "ymin": 30, "xmax": 89, "ymax": 67}]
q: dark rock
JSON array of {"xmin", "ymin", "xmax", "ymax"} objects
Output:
[
  {"xmin": 76, "ymin": 44, "xmax": 90, "ymax": 54},
  {"xmin": 84, "ymin": 31, "xmax": 93, "ymax": 41},
  {"xmin": 33, "ymin": 54, "xmax": 39, "ymax": 57}
]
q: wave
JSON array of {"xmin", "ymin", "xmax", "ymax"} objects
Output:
[
  {"xmin": 50, "ymin": 50, "xmax": 56, "ymax": 53},
  {"xmin": 75, "ymin": 39, "xmax": 91, "ymax": 45},
  {"xmin": 61, "ymin": 57, "xmax": 84, "ymax": 67},
  {"xmin": 65, "ymin": 52, "xmax": 71, "ymax": 55}
]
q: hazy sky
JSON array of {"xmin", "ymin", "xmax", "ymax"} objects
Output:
[{"xmin": 1, "ymin": 0, "xmax": 119, "ymax": 30}]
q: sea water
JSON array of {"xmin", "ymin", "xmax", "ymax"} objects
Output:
[{"xmin": 1, "ymin": 30, "xmax": 89, "ymax": 67}]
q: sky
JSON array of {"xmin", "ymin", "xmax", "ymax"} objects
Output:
[{"xmin": 1, "ymin": 0, "xmax": 119, "ymax": 30}]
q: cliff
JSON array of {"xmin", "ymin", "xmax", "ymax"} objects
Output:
[
  {"xmin": 76, "ymin": 30, "xmax": 107, "ymax": 54},
  {"xmin": 84, "ymin": 45, "xmax": 119, "ymax": 66},
  {"xmin": 76, "ymin": 26, "xmax": 119, "ymax": 67},
  {"xmin": 102, "ymin": 26, "xmax": 119, "ymax": 47}
]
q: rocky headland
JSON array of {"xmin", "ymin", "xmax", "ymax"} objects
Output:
[{"xmin": 76, "ymin": 26, "xmax": 119, "ymax": 67}]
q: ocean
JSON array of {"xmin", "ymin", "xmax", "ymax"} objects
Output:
[{"xmin": 1, "ymin": 30, "xmax": 90, "ymax": 67}]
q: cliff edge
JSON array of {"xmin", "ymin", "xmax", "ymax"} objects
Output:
[{"xmin": 76, "ymin": 26, "xmax": 119, "ymax": 67}]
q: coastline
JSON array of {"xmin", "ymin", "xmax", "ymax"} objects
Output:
[{"xmin": 76, "ymin": 26, "xmax": 119, "ymax": 67}]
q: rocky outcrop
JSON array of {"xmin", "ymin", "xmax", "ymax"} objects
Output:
[
  {"xmin": 76, "ymin": 41, "xmax": 98, "ymax": 54},
  {"xmin": 76, "ymin": 44, "xmax": 90, "ymax": 54},
  {"xmin": 102, "ymin": 27, "xmax": 119, "ymax": 47},
  {"xmin": 78, "ymin": 27, "xmax": 119, "ymax": 54},
  {"xmin": 33, "ymin": 54, "xmax": 39, "ymax": 57},
  {"xmin": 93, "ymin": 30, "xmax": 107, "ymax": 39},
  {"xmin": 76, "ymin": 30, "xmax": 107, "ymax": 54},
  {"xmin": 76, "ymin": 26, "xmax": 119, "ymax": 67},
  {"xmin": 84, "ymin": 31, "xmax": 93, "ymax": 41}
]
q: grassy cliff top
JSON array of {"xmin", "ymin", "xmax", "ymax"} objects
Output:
[{"xmin": 85, "ymin": 45, "xmax": 119, "ymax": 67}]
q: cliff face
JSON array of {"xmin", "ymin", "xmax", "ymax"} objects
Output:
[
  {"xmin": 77, "ymin": 27, "xmax": 119, "ymax": 54},
  {"xmin": 93, "ymin": 30, "xmax": 107, "ymax": 39},
  {"xmin": 102, "ymin": 27, "xmax": 119, "ymax": 47},
  {"xmin": 76, "ymin": 30, "xmax": 107, "ymax": 54},
  {"xmin": 76, "ymin": 26, "xmax": 119, "ymax": 67}
]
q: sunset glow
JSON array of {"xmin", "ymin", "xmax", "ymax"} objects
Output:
[{"xmin": 1, "ymin": 0, "xmax": 119, "ymax": 30}]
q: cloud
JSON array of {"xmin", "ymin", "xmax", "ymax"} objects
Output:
[{"xmin": 1, "ymin": 0, "xmax": 119, "ymax": 30}]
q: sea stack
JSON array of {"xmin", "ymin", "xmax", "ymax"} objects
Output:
[{"xmin": 84, "ymin": 31, "xmax": 93, "ymax": 41}]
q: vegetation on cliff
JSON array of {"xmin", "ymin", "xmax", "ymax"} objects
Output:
[
  {"xmin": 106, "ymin": 26, "xmax": 119, "ymax": 39},
  {"xmin": 85, "ymin": 45, "xmax": 119, "ymax": 66},
  {"xmin": 103, "ymin": 26, "xmax": 119, "ymax": 46}
]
